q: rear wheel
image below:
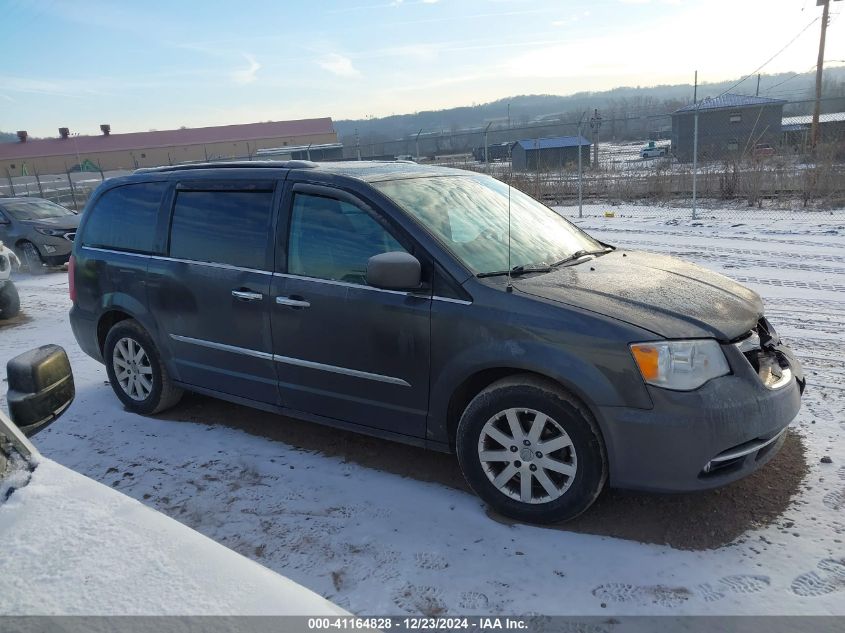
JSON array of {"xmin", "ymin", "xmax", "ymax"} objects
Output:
[
  {"xmin": 104, "ymin": 319, "xmax": 183, "ymax": 414},
  {"xmin": 0, "ymin": 282, "xmax": 20, "ymax": 319},
  {"xmin": 19, "ymin": 242, "xmax": 44, "ymax": 275},
  {"xmin": 456, "ymin": 375, "xmax": 607, "ymax": 523}
]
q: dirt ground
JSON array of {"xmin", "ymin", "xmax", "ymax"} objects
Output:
[
  {"xmin": 0, "ymin": 312, "xmax": 31, "ymax": 330},
  {"xmin": 159, "ymin": 391, "xmax": 809, "ymax": 551}
]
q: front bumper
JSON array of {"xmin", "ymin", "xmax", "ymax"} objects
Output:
[
  {"xmin": 33, "ymin": 234, "xmax": 73, "ymax": 265},
  {"xmin": 599, "ymin": 339, "xmax": 804, "ymax": 492}
]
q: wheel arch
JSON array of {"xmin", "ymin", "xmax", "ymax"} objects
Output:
[
  {"xmin": 96, "ymin": 309, "xmax": 135, "ymax": 355},
  {"xmin": 443, "ymin": 366, "xmax": 606, "ymax": 452}
]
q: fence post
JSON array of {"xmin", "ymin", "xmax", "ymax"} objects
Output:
[
  {"xmin": 34, "ymin": 169, "xmax": 44, "ymax": 198},
  {"xmin": 66, "ymin": 171, "xmax": 78, "ymax": 210},
  {"xmin": 483, "ymin": 122, "xmax": 492, "ymax": 173},
  {"xmin": 5, "ymin": 168, "xmax": 15, "ymax": 197},
  {"xmin": 692, "ymin": 105, "xmax": 699, "ymax": 221},
  {"xmin": 578, "ymin": 127, "xmax": 584, "ymax": 219},
  {"xmin": 577, "ymin": 112, "xmax": 587, "ymax": 219}
]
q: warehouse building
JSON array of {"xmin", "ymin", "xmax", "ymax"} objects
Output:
[
  {"xmin": 511, "ymin": 136, "xmax": 591, "ymax": 171},
  {"xmin": 781, "ymin": 111, "xmax": 845, "ymax": 149},
  {"xmin": 0, "ymin": 118, "xmax": 337, "ymax": 175},
  {"xmin": 671, "ymin": 94, "xmax": 786, "ymax": 162}
]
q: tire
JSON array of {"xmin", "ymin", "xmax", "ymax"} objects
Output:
[
  {"xmin": 456, "ymin": 375, "xmax": 607, "ymax": 524},
  {"xmin": 104, "ymin": 319, "xmax": 183, "ymax": 414},
  {"xmin": 19, "ymin": 242, "xmax": 44, "ymax": 275},
  {"xmin": 0, "ymin": 282, "xmax": 20, "ymax": 319}
]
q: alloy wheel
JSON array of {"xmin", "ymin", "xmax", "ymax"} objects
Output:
[
  {"xmin": 113, "ymin": 337, "xmax": 154, "ymax": 401},
  {"xmin": 477, "ymin": 407, "xmax": 578, "ymax": 504}
]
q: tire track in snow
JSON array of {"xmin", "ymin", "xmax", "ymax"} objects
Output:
[
  {"xmin": 606, "ymin": 239, "xmax": 845, "ymax": 264},
  {"xmin": 580, "ymin": 225, "xmax": 842, "ymax": 249}
]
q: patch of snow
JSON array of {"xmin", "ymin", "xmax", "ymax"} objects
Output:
[{"xmin": 0, "ymin": 458, "xmax": 347, "ymax": 615}]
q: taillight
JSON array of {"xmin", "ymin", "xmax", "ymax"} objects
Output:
[{"xmin": 68, "ymin": 255, "xmax": 76, "ymax": 302}]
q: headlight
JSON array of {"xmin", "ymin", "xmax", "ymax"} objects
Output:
[
  {"xmin": 630, "ymin": 339, "xmax": 730, "ymax": 391},
  {"xmin": 35, "ymin": 227, "xmax": 63, "ymax": 236}
]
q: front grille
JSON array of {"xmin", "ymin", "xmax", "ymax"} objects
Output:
[{"xmin": 735, "ymin": 318, "xmax": 791, "ymax": 389}]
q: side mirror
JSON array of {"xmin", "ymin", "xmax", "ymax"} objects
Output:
[
  {"xmin": 6, "ymin": 345, "xmax": 75, "ymax": 437},
  {"xmin": 366, "ymin": 251, "xmax": 422, "ymax": 290}
]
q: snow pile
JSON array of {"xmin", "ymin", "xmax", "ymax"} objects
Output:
[{"xmin": 0, "ymin": 458, "xmax": 348, "ymax": 615}]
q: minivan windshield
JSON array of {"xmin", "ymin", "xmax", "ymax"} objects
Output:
[
  {"xmin": 2, "ymin": 199, "xmax": 75, "ymax": 221},
  {"xmin": 374, "ymin": 175, "xmax": 604, "ymax": 275}
]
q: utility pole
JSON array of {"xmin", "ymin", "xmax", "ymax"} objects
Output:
[
  {"xmin": 355, "ymin": 128, "xmax": 361, "ymax": 161},
  {"xmin": 589, "ymin": 109, "xmax": 602, "ymax": 169},
  {"xmin": 811, "ymin": 0, "xmax": 837, "ymax": 150},
  {"xmin": 756, "ymin": 73, "xmax": 761, "ymax": 96},
  {"xmin": 483, "ymin": 121, "xmax": 492, "ymax": 172},
  {"xmin": 693, "ymin": 70, "xmax": 698, "ymax": 104}
]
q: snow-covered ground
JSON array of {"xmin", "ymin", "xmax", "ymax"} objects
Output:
[
  {"xmin": 0, "ymin": 457, "xmax": 347, "ymax": 615},
  {"xmin": 0, "ymin": 208, "xmax": 843, "ymax": 616}
]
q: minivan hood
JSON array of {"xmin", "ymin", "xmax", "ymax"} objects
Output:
[
  {"xmin": 514, "ymin": 250, "xmax": 763, "ymax": 340},
  {"xmin": 22, "ymin": 214, "xmax": 80, "ymax": 230}
]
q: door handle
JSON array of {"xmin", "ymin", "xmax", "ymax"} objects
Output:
[
  {"xmin": 275, "ymin": 296, "xmax": 310, "ymax": 308},
  {"xmin": 232, "ymin": 289, "xmax": 263, "ymax": 301}
]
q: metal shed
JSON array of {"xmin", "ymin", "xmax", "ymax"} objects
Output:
[{"xmin": 511, "ymin": 136, "xmax": 591, "ymax": 171}]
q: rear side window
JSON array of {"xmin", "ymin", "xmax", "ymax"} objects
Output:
[
  {"xmin": 169, "ymin": 190, "xmax": 274, "ymax": 270},
  {"xmin": 82, "ymin": 182, "xmax": 166, "ymax": 253}
]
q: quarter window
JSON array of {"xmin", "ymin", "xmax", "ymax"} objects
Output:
[
  {"xmin": 82, "ymin": 182, "xmax": 166, "ymax": 253},
  {"xmin": 169, "ymin": 190, "xmax": 274, "ymax": 270},
  {"xmin": 287, "ymin": 193, "xmax": 405, "ymax": 285}
]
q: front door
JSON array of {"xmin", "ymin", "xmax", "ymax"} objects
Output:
[
  {"xmin": 146, "ymin": 180, "xmax": 279, "ymax": 404},
  {"xmin": 270, "ymin": 183, "xmax": 431, "ymax": 438}
]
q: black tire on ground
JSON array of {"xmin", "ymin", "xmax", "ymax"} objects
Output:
[
  {"xmin": 103, "ymin": 319, "xmax": 183, "ymax": 415},
  {"xmin": 19, "ymin": 242, "xmax": 44, "ymax": 275},
  {"xmin": 456, "ymin": 375, "xmax": 607, "ymax": 524},
  {"xmin": 0, "ymin": 282, "xmax": 20, "ymax": 319}
]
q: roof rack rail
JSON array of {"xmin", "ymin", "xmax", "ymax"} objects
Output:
[{"xmin": 134, "ymin": 160, "xmax": 318, "ymax": 174}]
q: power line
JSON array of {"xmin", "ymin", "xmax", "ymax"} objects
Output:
[{"xmin": 719, "ymin": 17, "xmax": 820, "ymax": 97}]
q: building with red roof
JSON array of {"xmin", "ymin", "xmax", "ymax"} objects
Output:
[{"xmin": 0, "ymin": 118, "xmax": 337, "ymax": 175}]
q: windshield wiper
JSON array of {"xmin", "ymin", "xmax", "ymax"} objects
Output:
[
  {"xmin": 477, "ymin": 263, "xmax": 553, "ymax": 278},
  {"xmin": 551, "ymin": 248, "xmax": 612, "ymax": 268}
]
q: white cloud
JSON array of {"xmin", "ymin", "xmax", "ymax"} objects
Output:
[
  {"xmin": 231, "ymin": 53, "xmax": 260, "ymax": 84},
  {"xmin": 317, "ymin": 53, "xmax": 361, "ymax": 77}
]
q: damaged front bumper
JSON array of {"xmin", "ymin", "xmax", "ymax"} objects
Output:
[{"xmin": 598, "ymin": 318, "xmax": 805, "ymax": 493}]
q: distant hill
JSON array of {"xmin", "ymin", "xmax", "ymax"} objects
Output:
[
  {"xmin": 335, "ymin": 67, "xmax": 845, "ymax": 146},
  {"xmin": 3, "ymin": 67, "xmax": 844, "ymax": 149}
]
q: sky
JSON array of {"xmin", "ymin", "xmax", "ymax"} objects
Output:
[{"xmin": 1, "ymin": 0, "xmax": 844, "ymax": 137}]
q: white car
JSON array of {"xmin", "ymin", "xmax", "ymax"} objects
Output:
[
  {"xmin": 0, "ymin": 345, "xmax": 347, "ymax": 616},
  {"xmin": 640, "ymin": 143, "xmax": 668, "ymax": 159}
]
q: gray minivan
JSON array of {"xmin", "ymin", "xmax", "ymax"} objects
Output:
[{"xmin": 69, "ymin": 161, "xmax": 804, "ymax": 523}]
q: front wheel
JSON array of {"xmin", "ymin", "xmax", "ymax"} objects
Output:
[
  {"xmin": 104, "ymin": 319, "xmax": 183, "ymax": 414},
  {"xmin": 19, "ymin": 242, "xmax": 44, "ymax": 275},
  {"xmin": 456, "ymin": 376, "xmax": 607, "ymax": 523}
]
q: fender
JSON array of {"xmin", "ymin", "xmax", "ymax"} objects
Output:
[{"xmin": 426, "ymin": 338, "xmax": 653, "ymax": 446}]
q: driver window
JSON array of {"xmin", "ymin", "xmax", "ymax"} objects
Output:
[{"xmin": 287, "ymin": 193, "xmax": 405, "ymax": 285}]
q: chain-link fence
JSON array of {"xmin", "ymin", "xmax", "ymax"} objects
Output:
[
  {"xmin": 345, "ymin": 95, "xmax": 845, "ymax": 221},
  {"xmin": 2, "ymin": 97, "xmax": 842, "ymax": 220},
  {"xmin": 0, "ymin": 169, "xmax": 130, "ymax": 211}
]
